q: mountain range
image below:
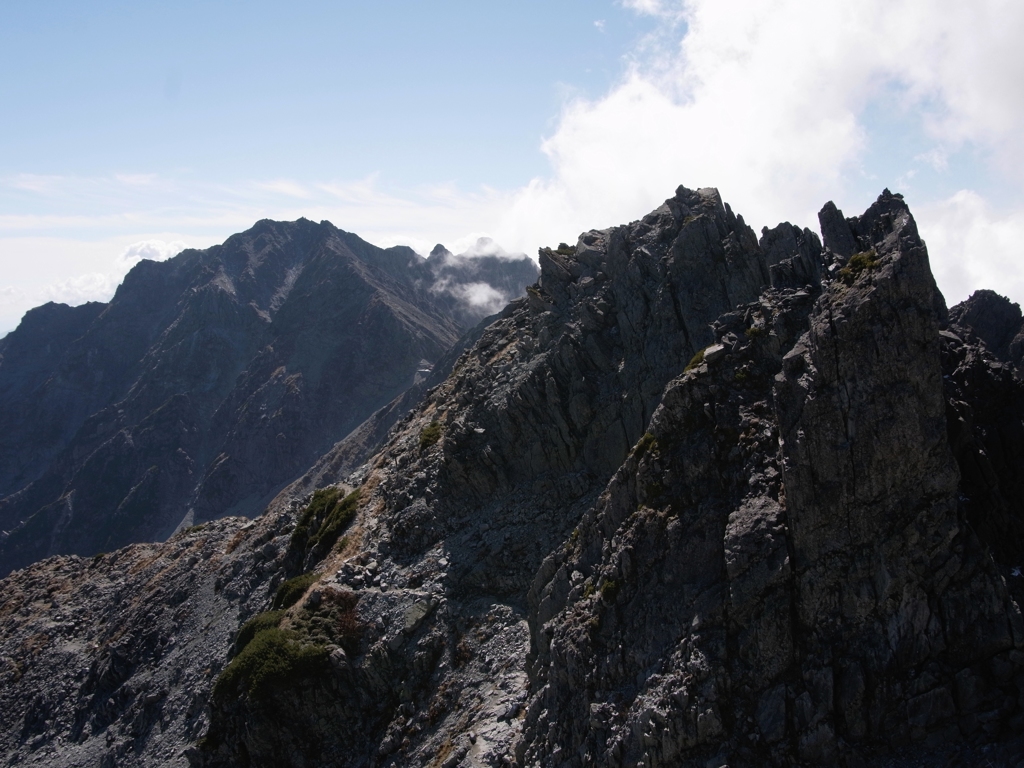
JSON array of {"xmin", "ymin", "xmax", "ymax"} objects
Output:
[
  {"xmin": 0, "ymin": 188, "xmax": 1022, "ymax": 767},
  {"xmin": 0, "ymin": 222, "xmax": 537, "ymax": 576}
]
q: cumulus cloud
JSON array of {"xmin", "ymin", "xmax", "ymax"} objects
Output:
[
  {"xmin": 0, "ymin": 286, "xmax": 24, "ymax": 306},
  {"xmin": 43, "ymin": 272, "xmax": 121, "ymax": 306},
  {"xmin": 428, "ymin": 274, "xmax": 511, "ymax": 316},
  {"xmin": 917, "ymin": 191, "xmax": 1024, "ymax": 307},
  {"xmin": 4, "ymin": 0, "xmax": 1023, "ymax": 312},
  {"xmin": 0, "ymin": 239, "xmax": 189, "ymax": 333},
  {"xmin": 455, "ymin": 237, "xmax": 526, "ymax": 261},
  {"xmin": 116, "ymin": 239, "xmax": 189, "ymax": 269},
  {"xmin": 490, "ymin": 0, "xmax": 1024, "ymax": 303},
  {"xmin": 619, "ymin": 0, "xmax": 678, "ymax": 18},
  {"xmin": 448, "ymin": 282, "xmax": 508, "ymax": 314}
]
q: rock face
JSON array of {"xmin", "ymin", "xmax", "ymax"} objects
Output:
[
  {"xmin": 522, "ymin": 191, "xmax": 1024, "ymax": 767},
  {"xmin": 0, "ymin": 221, "xmax": 537, "ymax": 577},
  {"xmin": 949, "ymin": 289, "xmax": 1024, "ymax": 370},
  {"xmin": 945, "ymin": 298, "xmax": 1024, "ymax": 608},
  {"xmin": 0, "ymin": 187, "xmax": 1022, "ymax": 768}
]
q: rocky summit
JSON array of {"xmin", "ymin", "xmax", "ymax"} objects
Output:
[{"xmin": 0, "ymin": 187, "xmax": 1022, "ymax": 768}]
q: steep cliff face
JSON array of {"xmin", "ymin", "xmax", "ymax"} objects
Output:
[
  {"xmin": 0, "ymin": 188, "xmax": 1022, "ymax": 768},
  {"xmin": 522, "ymin": 191, "xmax": 1024, "ymax": 767},
  {"xmin": 0, "ymin": 221, "xmax": 537, "ymax": 577},
  {"xmin": 944, "ymin": 294, "xmax": 1024, "ymax": 605},
  {"xmin": 0, "ymin": 301, "xmax": 107, "ymax": 494}
]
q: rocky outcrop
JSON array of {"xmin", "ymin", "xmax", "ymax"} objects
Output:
[
  {"xmin": 944, "ymin": 301, "xmax": 1024, "ymax": 602},
  {"xmin": 521, "ymin": 191, "xmax": 1024, "ymax": 767},
  {"xmin": 949, "ymin": 289, "xmax": 1024, "ymax": 370},
  {"xmin": 0, "ymin": 222, "xmax": 537, "ymax": 576},
  {"xmin": 0, "ymin": 188, "xmax": 1022, "ymax": 768}
]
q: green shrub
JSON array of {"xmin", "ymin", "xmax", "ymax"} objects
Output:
[
  {"xmin": 310, "ymin": 490, "xmax": 359, "ymax": 555},
  {"xmin": 745, "ymin": 325, "xmax": 766, "ymax": 339},
  {"xmin": 839, "ymin": 249, "xmax": 880, "ymax": 284},
  {"xmin": 290, "ymin": 587, "xmax": 363, "ymax": 655},
  {"xmin": 290, "ymin": 487, "xmax": 361, "ymax": 560},
  {"xmin": 419, "ymin": 421, "xmax": 442, "ymax": 451},
  {"xmin": 293, "ymin": 487, "xmax": 340, "ymax": 541},
  {"xmin": 234, "ymin": 610, "xmax": 286, "ymax": 654},
  {"xmin": 684, "ymin": 348, "xmax": 705, "ymax": 372},
  {"xmin": 213, "ymin": 627, "xmax": 327, "ymax": 700},
  {"xmin": 273, "ymin": 572, "xmax": 319, "ymax": 610},
  {"xmin": 634, "ymin": 432, "xmax": 658, "ymax": 459},
  {"xmin": 538, "ymin": 243, "xmax": 575, "ymax": 257}
]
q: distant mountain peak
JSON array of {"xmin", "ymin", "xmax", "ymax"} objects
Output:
[
  {"xmin": 0, "ymin": 219, "xmax": 538, "ymax": 577},
  {"xmin": 428, "ymin": 243, "xmax": 451, "ymax": 260}
]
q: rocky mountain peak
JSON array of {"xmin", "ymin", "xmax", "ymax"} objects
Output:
[
  {"xmin": 429, "ymin": 243, "xmax": 453, "ymax": 260},
  {"xmin": 949, "ymin": 289, "xmax": 1024, "ymax": 369},
  {"xmin": 0, "ymin": 221, "xmax": 537, "ymax": 577}
]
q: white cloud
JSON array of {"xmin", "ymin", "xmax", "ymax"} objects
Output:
[
  {"xmin": 448, "ymin": 281, "xmax": 507, "ymax": 314},
  {"xmin": 618, "ymin": 0, "xmax": 678, "ymax": 18},
  {"xmin": 917, "ymin": 190, "xmax": 1024, "ymax": 307},
  {"xmin": 0, "ymin": 285, "xmax": 24, "ymax": 306},
  {"xmin": 0, "ymin": 236, "xmax": 196, "ymax": 335},
  {"xmin": 28, "ymin": 240, "xmax": 188, "ymax": 317},
  {"xmin": 43, "ymin": 272, "xmax": 121, "ymax": 306},
  {"xmin": 486, "ymin": 0, "xmax": 1024, "ymax": 304},
  {"xmin": 116, "ymin": 239, "xmax": 188, "ymax": 269},
  {"xmin": 254, "ymin": 180, "xmax": 312, "ymax": 199},
  {"xmin": 453, "ymin": 236, "xmax": 526, "ymax": 261},
  {"xmin": 114, "ymin": 173, "xmax": 159, "ymax": 187}
]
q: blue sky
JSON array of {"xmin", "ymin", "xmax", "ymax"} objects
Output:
[
  {"xmin": 3, "ymin": 0, "xmax": 1024, "ymax": 334},
  {"xmin": 1, "ymin": 1, "xmax": 652, "ymax": 187}
]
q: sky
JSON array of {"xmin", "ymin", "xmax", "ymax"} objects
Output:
[{"xmin": 2, "ymin": 0, "xmax": 1024, "ymax": 335}]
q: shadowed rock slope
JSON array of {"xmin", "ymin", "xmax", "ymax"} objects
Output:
[
  {"xmin": 0, "ymin": 187, "xmax": 1022, "ymax": 768},
  {"xmin": 0, "ymin": 220, "xmax": 537, "ymax": 577}
]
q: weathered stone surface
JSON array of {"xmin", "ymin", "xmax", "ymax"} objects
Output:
[
  {"xmin": 944, "ymin": 295, "xmax": 1024, "ymax": 608},
  {"xmin": 520, "ymin": 191, "xmax": 1024, "ymax": 767},
  {"xmin": 949, "ymin": 289, "xmax": 1024, "ymax": 369}
]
